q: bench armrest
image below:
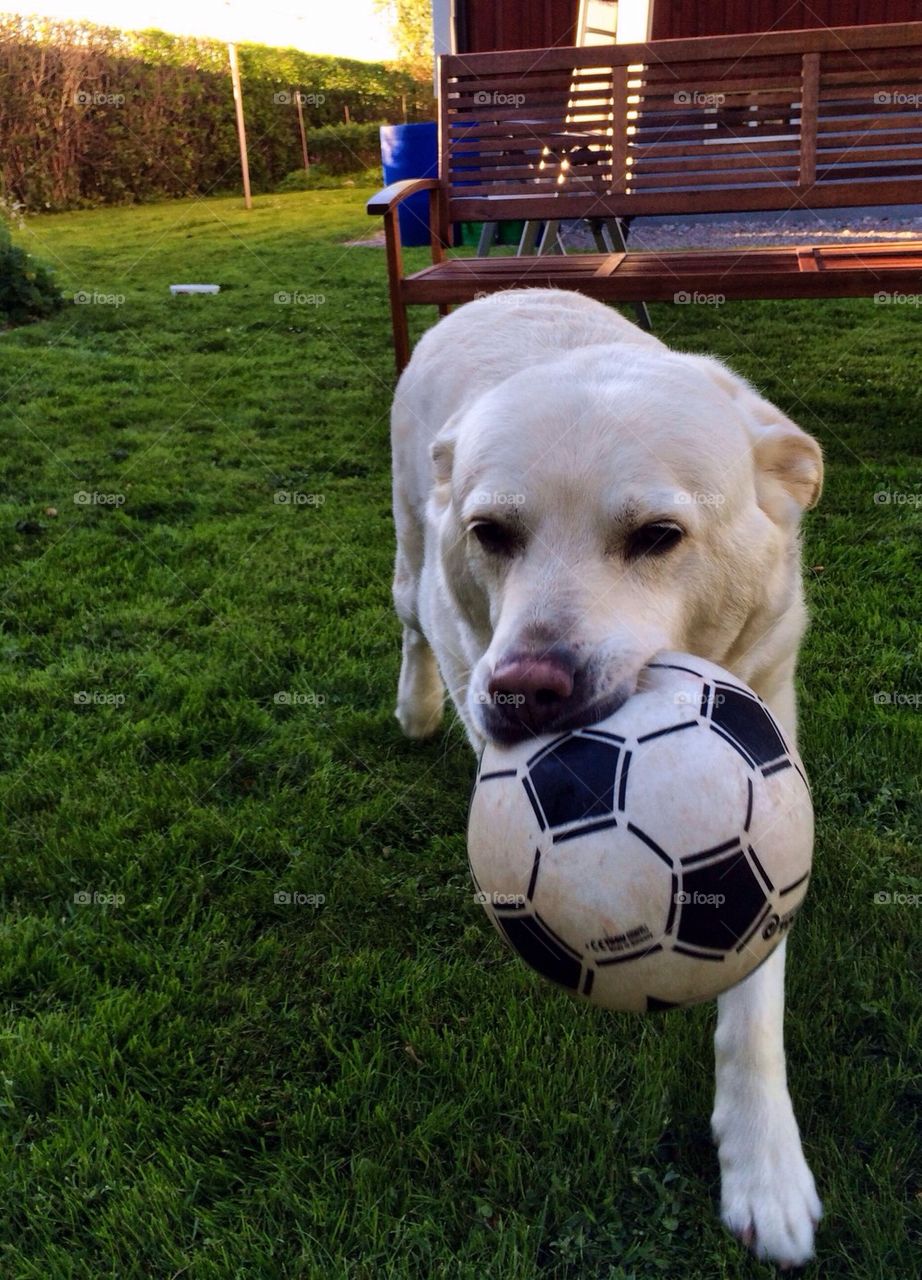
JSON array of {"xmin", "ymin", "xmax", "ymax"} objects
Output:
[{"xmin": 367, "ymin": 178, "xmax": 441, "ymax": 215}]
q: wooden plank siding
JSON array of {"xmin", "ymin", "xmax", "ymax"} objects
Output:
[{"xmin": 651, "ymin": 0, "xmax": 922, "ymax": 40}]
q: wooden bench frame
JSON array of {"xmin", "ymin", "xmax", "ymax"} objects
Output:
[{"xmin": 369, "ymin": 21, "xmax": 922, "ymax": 372}]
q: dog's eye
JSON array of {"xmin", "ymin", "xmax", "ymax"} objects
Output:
[
  {"xmin": 626, "ymin": 521, "xmax": 684, "ymax": 559},
  {"xmin": 470, "ymin": 520, "xmax": 517, "ymax": 556}
]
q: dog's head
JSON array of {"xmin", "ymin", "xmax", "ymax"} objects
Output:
[{"xmin": 429, "ymin": 346, "xmax": 822, "ymax": 745}]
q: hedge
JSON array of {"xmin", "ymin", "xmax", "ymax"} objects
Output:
[
  {"xmin": 301, "ymin": 123, "xmax": 385, "ymax": 176},
  {"xmin": 0, "ymin": 222, "xmax": 63, "ymax": 325},
  {"xmin": 0, "ymin": 15, "xmax": 433, "ymax": 210}
]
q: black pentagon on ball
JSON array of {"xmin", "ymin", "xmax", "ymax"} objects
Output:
[
  {"xmin": 493, "ymin": 911, "xmax": 583, "ymax": 991},
  {"xmin": 677, "ymin": 852, "xmax": 770, "ymax": 951},
  {"xmin": 524, "ymin": 732, "xmax": 621, "ymax": 829},
  {"xmin": 710, "ymin": 684, "xmax": 789, "ymax": 767}
]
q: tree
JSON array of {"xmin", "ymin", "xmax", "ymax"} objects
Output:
[{"xmin": 375, "ymin": 0, "xmax": 433, "ymax": 79}]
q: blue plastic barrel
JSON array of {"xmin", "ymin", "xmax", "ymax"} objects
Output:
[{"xmin": 379, "ymin": 122, "xmax": 438, "ymax": 248}]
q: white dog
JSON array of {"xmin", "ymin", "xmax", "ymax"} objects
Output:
[{"xmin": 390, "ymin": 289, "xmax": 823, "ymax": 1267}]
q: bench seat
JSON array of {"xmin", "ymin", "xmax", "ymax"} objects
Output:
[{"xmin": 401, "ymin": 241, "xmax": 922, "ymax": 305}]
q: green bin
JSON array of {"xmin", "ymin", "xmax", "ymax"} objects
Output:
[{"xmin": 457, "ymin": 221, "xmax": 527, "ymax": 248}]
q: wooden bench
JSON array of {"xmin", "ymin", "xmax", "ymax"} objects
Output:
[{"xmin": 368, "ymin": 20, "xmax": 922, "ymax": 372}]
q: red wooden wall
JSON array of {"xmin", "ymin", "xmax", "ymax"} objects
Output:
[
  {"xmin": 456, "ymin": 1, "xmax": 918, "ymax": 52},
  {"xmin": 455, "ymin": 0, "xmax": 577, "ymax": 53},
  {"xmin": 651, "ymin": 0, "xmax": 920, "ymax": 39}
]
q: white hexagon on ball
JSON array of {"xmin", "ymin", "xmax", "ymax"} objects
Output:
[{"xmin": 467, "ymin": 652, "xmax": 813, "ymax": 1012}]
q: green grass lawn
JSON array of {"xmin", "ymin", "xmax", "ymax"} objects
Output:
[{"xmin": 1, "ymin": 190, "xmax": 920, "ymax": 1279}]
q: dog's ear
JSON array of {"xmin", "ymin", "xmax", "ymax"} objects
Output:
[
  {"xmin": 686, "ymin": 354, "xmax": 823, "ymax": 519},
  {"xmin": 749, "ymin": 417, "xmax": 824, "ymax": 514}
]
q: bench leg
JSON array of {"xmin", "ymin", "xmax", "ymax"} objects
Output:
[
  {"xmin": 632, "ymin": 299, "xmax": 653, "ymax": 331},
  {"xmin": 592, "ymin": 218, "xmax": 653, "ymax": 331},
  {"xmin": 538, "ymin": 220, "xmax": 563, "ymax": 255},
  {"xmin": 383, "ymin": 207, "xmax": 411, "ymax": 375},
  {"xmin": 392, "ymin": 300, "xmax": 411, "ymax": 375},
  {"xmin": 477, "ymin": 221, "xmax": 497, "ymax": 256},
  {"xmin": 517, "ymin": 221, "xmax": 541, "ymax": 256}
]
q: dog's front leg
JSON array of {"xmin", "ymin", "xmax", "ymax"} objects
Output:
[{"xmin": 712, "ymin": 937, "xmax": 821, "ymax": 1267}]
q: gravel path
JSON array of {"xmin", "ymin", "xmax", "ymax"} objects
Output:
[
  {"xmin": 567, "ymin": 204, "xmax": 922, "ymax": 251},
  {"xmin": 349, "ymin": 205, "xmax": 922, "ymax": 252}
]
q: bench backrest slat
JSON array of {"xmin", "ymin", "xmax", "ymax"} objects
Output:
[{"xmin": 439, "ymin": 21, "xmax": 922, "ymax": 221}]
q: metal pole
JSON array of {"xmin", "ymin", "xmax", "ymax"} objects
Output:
[
  {"xmin": 227, "ymin": 42, "xmax": 252, "ymax": 209},
  {"xmin": 294, "ymin": 89, "xmax": 309, "ymax": 172}
]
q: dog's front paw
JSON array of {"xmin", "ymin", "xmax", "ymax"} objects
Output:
[
  {"xmin": 395, "ymin": 696, "xmax": 443, "ymax": 739},
  {"xmin": 713, "ymin": 1088, "xmax": 821, "ymax": 1269}
]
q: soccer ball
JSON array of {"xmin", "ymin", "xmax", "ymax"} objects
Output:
[{"xmin": 467, "ymin": 652, "xmax": 813, "ymax": 1012}]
